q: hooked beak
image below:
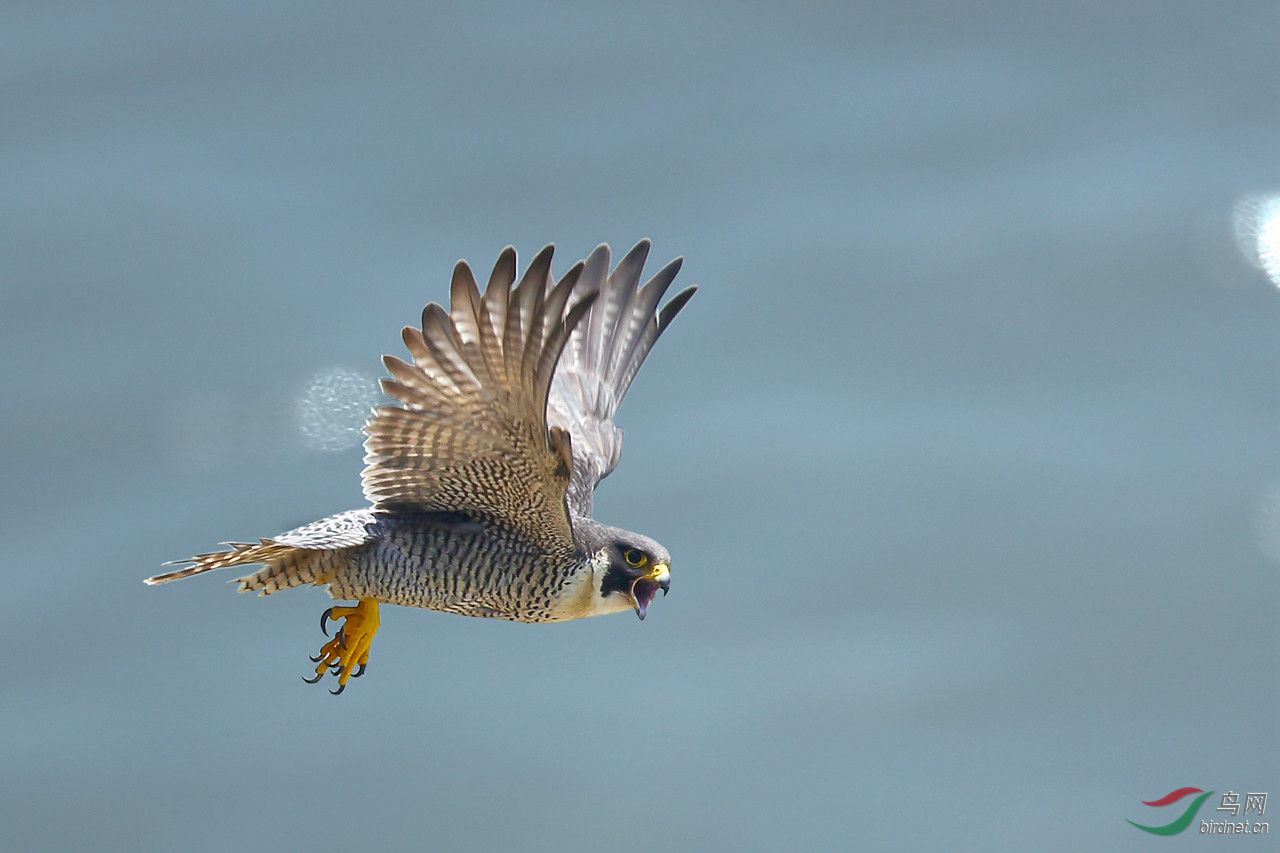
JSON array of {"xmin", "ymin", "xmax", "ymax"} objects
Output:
[{"xmin": 629, "ymin": 563, "xmax": 670, "ymax": 621}]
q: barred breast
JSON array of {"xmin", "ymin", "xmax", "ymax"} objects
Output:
[{"xmin": 327, "ymin": 512, "xmax": 594, "ymax": 623}]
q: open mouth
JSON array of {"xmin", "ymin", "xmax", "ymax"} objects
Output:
[{"xmin": 629, "ymin": 564, "xmax": 670, "ymax": 620}]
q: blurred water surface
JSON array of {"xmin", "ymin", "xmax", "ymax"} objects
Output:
[{"xmin": 3, "ymin": 3, "xmax": 1279, "ymax": 850}]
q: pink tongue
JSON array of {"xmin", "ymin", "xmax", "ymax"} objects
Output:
[{"xmin": 631, "ymin": 579, "xmax": 656, "ymax": 620}]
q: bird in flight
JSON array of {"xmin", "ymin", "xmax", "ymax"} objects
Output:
[{"xmin": 146, "ymin": 240, "xmax": 696, "ymax": 694}]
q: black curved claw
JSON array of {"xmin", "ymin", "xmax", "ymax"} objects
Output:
[
  {"xmin": 328, "ymin": 664, "xmax": 342, "ymax": 676},
  {"xmin": 320, "ymin": 607, "xmax": 335, "ymax": 636},
  {"xmin": 351, "ymin": 662, "xmax": 367, "ymax": 678},
  {"xmin": 309, "ymin": 653, "xmax": 324, "ymax": 663},
  {"xmin": 302, "ymin": 672, "xmax": 324, "ymax": 684},
  {"xmin": 329, "ymin": 683, "xmax": 345, "ymax": 696}
]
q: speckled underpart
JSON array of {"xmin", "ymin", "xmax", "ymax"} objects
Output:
[{"xmin": 327, "ymin": 512, "xmax": 598, "ymax": 623}]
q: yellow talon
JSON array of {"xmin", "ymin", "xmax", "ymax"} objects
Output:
[{"xmin": 307, "ymin": 599, "xmax": 380, "ymax": 692}]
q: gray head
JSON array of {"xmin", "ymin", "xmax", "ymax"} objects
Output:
[{"xmin": 573, "ymin": 519, "xmax": 671, "ymax": 620}]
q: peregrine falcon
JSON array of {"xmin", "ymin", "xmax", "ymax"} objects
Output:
[{"xmin": 146, "ymin": 241, "xmax": 696, "ymax": 694}]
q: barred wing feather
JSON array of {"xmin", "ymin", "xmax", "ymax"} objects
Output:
[
  {"xmin": 361, "ymin": 245, "xmax": 597, "ymax": 552},
  {"xmin": 546, "ymin": 240, "xmax": 696, "ymax": 517}
]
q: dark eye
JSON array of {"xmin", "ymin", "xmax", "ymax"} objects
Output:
[{"xmin": 623, "ymin": 548, "xmax": 648, "ymax": 568}]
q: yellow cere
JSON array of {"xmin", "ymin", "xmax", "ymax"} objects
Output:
[{"xmin": 643, "ymin": 563, "xmax": 669, "ymax": 581}]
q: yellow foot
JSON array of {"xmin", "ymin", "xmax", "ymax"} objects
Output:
[{"xmin": 303, "ymin": 598, "xmax": 380, "ymax": 695}]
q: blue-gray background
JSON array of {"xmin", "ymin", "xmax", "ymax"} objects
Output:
[{"xmin": 4, "ymin": 3, "xmax": 1278, "ymax": 850}]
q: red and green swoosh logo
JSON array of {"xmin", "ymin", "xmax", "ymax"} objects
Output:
[{"xmin": 1127, "ymin": 787, "xmax": 1214, "ymax": 835}]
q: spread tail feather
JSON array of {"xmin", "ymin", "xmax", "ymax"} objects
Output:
[
  {"xmin": 145, "ymin": 540, "xmax": 338, "ymax": 595},
  {"xmin": 146, "ymin": 509, "xmax": 378, "ymax": 594}
]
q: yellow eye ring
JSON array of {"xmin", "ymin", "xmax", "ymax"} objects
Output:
[{"xmin": 623, "ymin": 549, "xmax": 648, "ymax": 568}]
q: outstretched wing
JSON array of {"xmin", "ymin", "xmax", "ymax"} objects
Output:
[
  {"xmin": 361, "ymin": 245, "xmax": 596, "ymax": 552},
  {"xmin": 546, "ymin": 240, "xmax": 696, "ymax": 517}
]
